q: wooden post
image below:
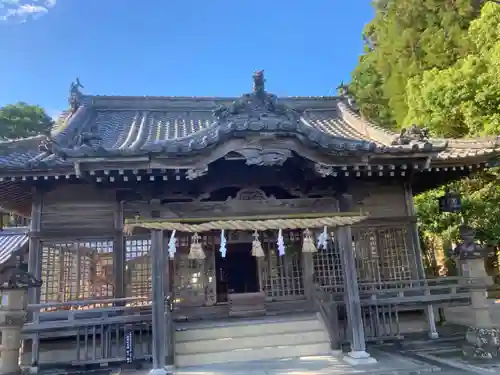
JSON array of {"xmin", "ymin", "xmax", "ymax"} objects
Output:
[
  {"xmin": 27, "ymin": 188, "xmax": 42, "ymax": 305},
  {"xmin": 337, "ymin": 193, "xmax": 376, "ymax": 365},
  {"xmin": 164, "ymin": 238, "xmax": 174, "ymax": 371},
  {"xmin": 301, "ymin": 252, "xmax": 314, "ymax": 300},
  {"xmin": 336, "ymin": 225, "xmax": 376, "ymax": 364},
  {"xmin": 27, "ymin": 188, "xmax": 42, "ymax": 372},
  {"xmin": 150, "ymin": 230, "xmax": 168, "ymax": 375},
  {"xmin": 113, "ymin": 200, "xmax": 125, "ymax": 300},
  {"xmin": 404, "ymin": 184, "xmax": 439, "ymax": 339}
]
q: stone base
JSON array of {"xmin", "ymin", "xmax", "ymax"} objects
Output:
[
  {"xmin": 149, "ymin": 366, "xmax": 173, "ymax": 375},
  {"xmin": 429, "ymin": 331, "xmax": 439, "ymax": 340},
  {"xmin": 462, "ymin": 326, "xmax": 500, "ymax": 359},
  {"xmin": 342, "ymin": 350, "xmax": 378, "ymax": 365}
]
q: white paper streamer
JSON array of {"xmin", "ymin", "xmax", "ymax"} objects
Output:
[
  {"xmin": 277, "ymin": 228, "xmax": 285, "ymax": 256},
  {"xmin": 317, "ymin": 226, "xmax": 328, "ymax": 250},
  {"xmin": 168, "ymin": 230, "xmax": 177, "ymax": 259},
  {"xmin": 220, "ymin": 229, "xmax": 227, "ymax": 258}
]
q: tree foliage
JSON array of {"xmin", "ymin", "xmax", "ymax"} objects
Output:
[
  {"xmin": 349, "ymin": 2, "xmax": 500, "ymax": 267},
  {"xmin": 0, "ymin": 102, "xmax": 53, "ymax": 140},
  {"xmin": 350, "ymin": 0, "xmax": 482, "ymax": 128},
  {"xmin": 405, "ymin": 3, "xmax": 500, "ymax": 137}
]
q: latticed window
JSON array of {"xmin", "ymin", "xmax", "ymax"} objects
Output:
[
  {"xmin": 262, "ymin": 230, "xmax": 304, "ymax": 298},
  {"xmin": 125, "ymin": 237, "xmax": 152, "ymax": 302},
  {"xmin": 352, "ymin": 225, "xmax": 413, "ymax": 283},
  {"xmin": 313, "ymin": 234, "xmax": 343, "ymax": 291},
  {"xmin": 41, "ymin": 240, "xmax": 114, "ymax": 304}
]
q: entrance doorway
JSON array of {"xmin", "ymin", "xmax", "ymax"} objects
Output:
[{"xmin": 216, "ymin": 243, "xmax": 259, "ymax": 303}]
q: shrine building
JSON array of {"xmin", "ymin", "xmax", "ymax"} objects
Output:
[{"xmin": 0, "ymin": 71, "xmax": 498, "ymax": 370}]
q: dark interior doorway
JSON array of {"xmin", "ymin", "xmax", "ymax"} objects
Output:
[{"xmin": 216, "ymin": 243, "xmax": 259, "ymax": 302}]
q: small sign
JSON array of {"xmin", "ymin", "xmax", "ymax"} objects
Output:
[{"xmin": 1, "ymin": 294, "xmax": 8, "ymax": 306}]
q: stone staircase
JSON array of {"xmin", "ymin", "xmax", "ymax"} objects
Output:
[{"xmin": 174, "ymin": 313, "xmax": 332, "ymax": 368}]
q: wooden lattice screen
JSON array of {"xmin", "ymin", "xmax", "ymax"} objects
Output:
[
  {"xmin": 261, "ymin": 230, "xmax": 304, "ymax": 299},
  {"xmin": 125, "ymin": 237, "xmax": 152, "ymax": 302},
  {"xmin": 312, "ymin": 234, "xmax": 343, "ymax": 292},
  {"xmin": 352, "ymin": 225, "xmax": 414, "ymax": 283},
  {"xmin": 41, "ymin": 240, "xmax": 114, "ymax": 304}
]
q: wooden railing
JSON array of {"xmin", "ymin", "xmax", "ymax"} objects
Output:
[
  {"xmin": 22, "ymin": 297, "xmax": 155, "ymax": 370},
  {"xmin": 312, "ymin": 283, "xmax": 341, "ymax": 350},
  {"xmin": 321, "ymin": 276, "xmax": 485, "ymax": 308}
]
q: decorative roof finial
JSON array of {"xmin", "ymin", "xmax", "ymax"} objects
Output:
[
  {"xmin": 253, "ymin": 70, "xmax": 265, "ymax": 94},
  {"xmin": 337, "ymin": 81, "xmax": 349, "ymax": 97},
  {"xmin": 69, "ymin": 77, "xmax": 84, "ymax": 113}
]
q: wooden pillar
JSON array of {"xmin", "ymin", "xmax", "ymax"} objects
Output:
[
  {"xmin": 337, "ymin": 193, "xmax": 376, "ymax": 364},
  {"xmin": 113, "ymin": 200, "xmax": 125, "ymax": 300},
  {"xmin": 150, "ymin": 230, "xmax": 169, "ymax": 375},
  {"xmin": 27, "ymin": 188, "xmax": 43, "ymax": 371},
  {"xmin": 301, "ymin": 252, "xmax": 314, "ymax": 300},
  {"xmin": 28, "ymin": 188, "xmax": 42, "ymax": 305},
  {"xmin": 164, "ymin": 237, "xmax": 174, "ymax": 370},
  {"xmin": 404, "ymin": 184, "xmax": 439, "ymax": 339},
  {"xmin": 337, "ymin": 225, "xmax": 376, "ymax": 364}
]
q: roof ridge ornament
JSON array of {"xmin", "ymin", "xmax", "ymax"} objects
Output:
[
  {"xmin": 337, "ymin": 82, "xmax": 358, "ymax": 110},
  {"xmin": 391, "ymin": 124, "xmax": 430, "ymax": 146},
  {"xmin": 212, "ymin": 70, "xmax": 301, "ymax": 126},
  {"xmin": 69, "ymin": 77, "xmax": 84, "ymax": 114},
  {"xmin": 253, "ymin": 70, "xmax": 265, "ymax": 95}
]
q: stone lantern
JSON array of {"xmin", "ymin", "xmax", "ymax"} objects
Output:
[
  {"xmin": 452, "ymin": 225, "xmax": 500, "ymax": 358},
  {"xmin": 0, "ymin": 256, "xmax": 41, "ymax": 375}
]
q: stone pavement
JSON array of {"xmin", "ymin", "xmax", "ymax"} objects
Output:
[
  {"xmin": 170, "ymin": 349, "xmax": 441, "ymax": 375},
  {"xmin": 393, "ymin": 335, "xmax": 500, "ymax": 375}
]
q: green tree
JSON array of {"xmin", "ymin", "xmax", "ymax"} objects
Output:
[
  {"xmin": 348, "ymin": 1, "xmax": 500, "ymax": 277},
  {"xmin": 407, "ymin": 3, "xmax": 500, "ymax": 273},
  {"xmin": 0, "ymin": 102, "xmax": 54, "ymax": 140},
  {"xmin": 349, "ymin": 0, "xmax": 482, "ymax": 128},
  {"xmin": 405, "ymin": 3, "xmax": 500, "ymax": 137}
]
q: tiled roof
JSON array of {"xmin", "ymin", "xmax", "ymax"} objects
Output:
[
  {"xmin": 0, "ymin": 89, "xmax": 497, "ymax": 171},
  {"xmin": 0, "ymin": 226, "xmax": 29, "ymax": 265}
]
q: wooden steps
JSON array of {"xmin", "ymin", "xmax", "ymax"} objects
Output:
[{"xmin": 228, "ymin": 292, "xmax": 266, "ymax": 317}]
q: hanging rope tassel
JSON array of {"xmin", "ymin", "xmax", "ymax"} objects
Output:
[
  {"xmin": 302, "ymin": 228, "xmax": 317, "ymax": 253},
  {"xmin": 252, "ymin": 230, "xmax": 265, "ymax": 258},
  {"xmin": 188, "ymin": 232, "xmax": 206, "ymax": 260},
  {"xmin": 168, "ymin": 229, "xmax": 177, "ymax": 259},
  {"xmin": 277, "ymin": 228, "xmax": 285, "ymax": 256},
  {"xmin": 220, "ymin": 229, "xmax": 227, "ymax": 258}
]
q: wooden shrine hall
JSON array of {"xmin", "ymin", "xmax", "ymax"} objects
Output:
[{"xmin": 0, "ymin": 71, "xmax": 498, "ymax": 371}]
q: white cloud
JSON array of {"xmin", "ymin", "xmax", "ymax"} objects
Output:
[{"xmin": 0, "ymin": 0, "xmax": 57, "ymax": 23}]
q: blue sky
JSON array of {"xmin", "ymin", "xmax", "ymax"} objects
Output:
[{"xmin": 0, "ymin": 0, "xmax": 374, "ymax": 117}]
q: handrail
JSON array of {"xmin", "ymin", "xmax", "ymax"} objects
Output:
[
  {"xmin": 312, "ymin": 282, "xmax": 340, "ymax": 350},
  {"xmin": 28, "ymin": 296, "xmax": 150, "ymax": 311}
]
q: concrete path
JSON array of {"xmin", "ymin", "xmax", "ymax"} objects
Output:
[{"xmin": 171, "ymin": 350, "xmax": 440, "ymax": 375}]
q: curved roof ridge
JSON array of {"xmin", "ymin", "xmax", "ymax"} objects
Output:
[
  {"xmin": 0, "ymin": 135, "xmax": 45, "ymax": 145},
  {"xmin": 83, "ymin": 93, "xmax": 344, "ymax": 101},
  {"xmin": 50, "ymin": 110, "xmax": 74, "ymax": 135},
  {"xmin": 336, "ymin": 101, "xmax": 398, "ymax": 146},
  {"xmin": 445, "ymin": 136, "xmax": 500, "ymax": 148}
]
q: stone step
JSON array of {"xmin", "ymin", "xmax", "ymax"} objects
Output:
[
  {"xmin": 175, "ymin": 341, "xmax": 332, "ymax": 367},
  {"xmin": 175, "ymin": 329, "xmax": 328, "ymax": 354},
  {"xmin": 176, "ymin": 315, "xmax": 322, "ymax": 342}
]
